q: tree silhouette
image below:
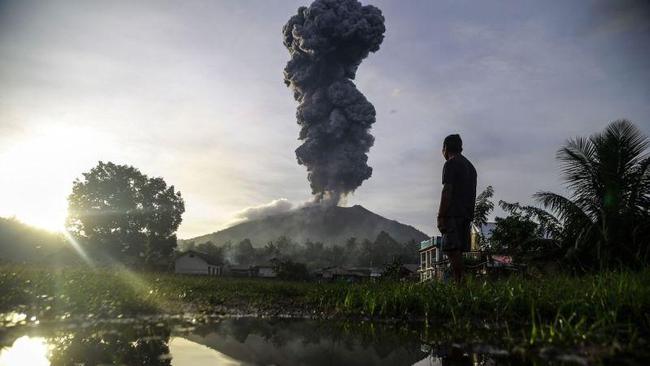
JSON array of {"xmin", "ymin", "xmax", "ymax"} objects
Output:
[
  {"xmin": 66, "ymin": 161, "xmax": 184, "ymax": 267},
  {"xmin": 472, "ymin": 185, "xmax": 495, "ymax": 250},
  {"xmin": 489, "ymin": 208, "xmax": 539, "ymax": 257},
  {"xmin": 234, "ymin": 238, "xmax": 255, "ymax": 265},
  {"xmin": 473, "ymin": 185, "xmax": 494, "ymax": 229},
  {"xmin": 535, "ymin": 120, "xmax": 650, "ymax": 270}
]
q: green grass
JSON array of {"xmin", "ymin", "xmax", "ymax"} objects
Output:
[{"xmin": 1, "ymin": 265, "xmax": 648, "ymax": 353}]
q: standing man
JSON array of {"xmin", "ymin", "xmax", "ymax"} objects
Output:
[{"xmin": 437, "ymin": 134, "xmax": 477, "ymax": 284}]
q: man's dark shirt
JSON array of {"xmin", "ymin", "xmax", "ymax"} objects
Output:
[{"xmin": 442, "ymin": 154, "xmax": 477, "ymax": 219}]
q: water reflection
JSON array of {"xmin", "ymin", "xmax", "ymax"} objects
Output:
[
  {"xmin": 0, "ymin": 316, "xmax": 582, "ymax": 365},
  {"xmin": 0, "ymin": 336, "xmax": 50, "ymax": 366},
  {"xmin": 48, "ymin": 322, "xmax": 171, "ymax": 365},
  {"xmin": 0, "ymin": 320, "xmax": 172, "ymax": 366},
  {"xmin": 169, "ymin": 337, "xmax": 241, "ymax": 365},
  {"xmin": 176, "ymin": 318, "xmax": 426, "ymax": 365}
]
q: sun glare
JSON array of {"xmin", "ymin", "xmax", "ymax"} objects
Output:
[
  {"xmin": 0, "ymin": 124, "xmax": 112, "ymax": 233},
  {"xmin": 62, "ymin": 230, "xmax": 93, "ymax": 265},
  {"xmin": 0, "ymin": 336, "xmax": 51, "ymax": 366}
]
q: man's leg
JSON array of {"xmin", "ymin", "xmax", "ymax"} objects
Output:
[{"xmin": 446, "ymin": 249, "xmax": 464, "ymax": 284}]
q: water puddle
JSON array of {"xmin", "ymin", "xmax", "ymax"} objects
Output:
[
  {"xmin": 0, "ymin": 315, "xmax": 590, "ymax": 365},
  {"xmin": 169, "ymin": 337, "xmax": 242, "ymax": 365}
]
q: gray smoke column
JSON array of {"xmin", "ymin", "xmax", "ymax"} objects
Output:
[{"xmin": 283, "ymin": 0, "xmax": 385, "ymax": 204}]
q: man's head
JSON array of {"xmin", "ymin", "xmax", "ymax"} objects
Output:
[{"xmin": 442, "ymin": 134, "xmax": 463, "ymax": 160}]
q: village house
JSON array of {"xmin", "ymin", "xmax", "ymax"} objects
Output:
[
  {"xmin": 254, "ymin": 264, "xmax": 277, "ymax": 278},
  {"xmin": 221, "ymin": 263, "xmax": 278, "ymax": 278},
  {"xmin": 175, "ymin": 250, "xmax": 223, "ymax": 276},
  {"xmin": 224, "ymin": 264, "xmax": 255, "ymax": 277},
  {"xmin": 419, "ymin": 223, "xmax": 517, "ymax": 281},
  {"xmin": 315, "ymin": 266, "xmax": 383, "ymax": 282},
  {"xmin": 419, "ymin": 237, "xmax": 442, "ymax": 282}
]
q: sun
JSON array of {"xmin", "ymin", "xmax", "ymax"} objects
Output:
[{"xmin": 0, "ymin": 124, "xmax": 113, "ymax": 233}]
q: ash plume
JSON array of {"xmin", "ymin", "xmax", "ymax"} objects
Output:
[
  {"xmin": 226, "ymin": 198, "xmax": 294, "ymax": 227},
  {"xmin": 283, "ymin": 0, "xmax": 385, "ymax": 204}
]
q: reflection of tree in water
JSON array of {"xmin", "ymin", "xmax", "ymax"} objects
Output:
[
  {"xmin": 228, "ymin": 318, "xmax": 252, "ymax": 343},
  {"xmin": 48, "ymin": 322, "xmax": 172, "ymax": 366},
  {"xmin": 325, "ymin": 321, "xmax": 423, "ymax": 358}
]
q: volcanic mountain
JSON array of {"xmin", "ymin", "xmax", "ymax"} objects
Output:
[{"xmin": 185, "ymin": 205, "xmax": 429, "ymax": 247}]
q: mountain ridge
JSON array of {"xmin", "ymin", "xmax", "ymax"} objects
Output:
[{"xmin": 184, "ymin": 204, "xmax": 429, "ymax": 246}]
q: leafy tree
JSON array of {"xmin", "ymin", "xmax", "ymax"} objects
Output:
[
  {"xmin": 370, "ymin": 231, "xmax": 400, "ymax": 266},
  {"xmin": 195, "ymin": 241, "xmax": 225, "ymax": 264},
  {"xmin": 488, "ymin": 201, "xmax": 564, "ymax": 263},
  {"xmin": 188, "ymin": 233, "xmax": 426, "ymax": 270},
  {"xmin": 220, "ymin": 240, "xmax": 233, "ymax": 263},
  {"xmin": 498, "ymin": 201, "xmax": 563, "ymax": 240},
  {"xmin": 271, "ymin": 258, "xmax": 310, "ymax": 281},
  {"xmin": 357, "ymin": 239, "xmax": 373, "ymax": 266},
  {"xmin": 535, "ymin": 120, "xmax": 650, "ymax": 270},
  {"xmin": 398, "ymin": 239, "xmax": 419, "ymax": 264},
  {"xmin": 263, "ymin": 242, "xmax": 280, "ymax": 258},
  {"xmin": 382, "ymin": 258, "xmax": 403, "ymax": 281},
  {"xmin": 234, "ymin": 239, "xmax": 255, "ymax": 265},
  {"xmin": 490, "ymin": 213, "xmax": 539, "ymax": 256},
  {"xmin": 345, "ymin": 237, "xmax": 358, "ymax": 253},
  {"xmin": 473, "ymin": 186, "xmax": 495, "ymax": 249},
  {"xmin": 182, "ymin": 241, "xmax": 196, "ymax": 251},
  {"xmin": 473, "ymin": 186, "xmax": 495, "ymax": 228},
  {"xmin": 275, "ymin": 236, "xmax": 292, "ymax": 253},
  {"xmin": 326, "ymin": 244, "xmax": 346, "ymax": 266},
  {"xmin": 66, "ymin": 161, "xmax": 184, "ymax": 267}
]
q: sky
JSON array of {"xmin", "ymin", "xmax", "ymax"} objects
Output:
[{"xmin": 0, "ymin": 0, "xmax": 648, "ymax": 239}]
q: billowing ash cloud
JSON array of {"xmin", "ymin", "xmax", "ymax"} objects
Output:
[
  {"xmin": 226, "ymin": 198, "xmax": 294, "ymax": 227},
  {"xmin": 283, "ymin": 0, "xmax": 385, "ymax": 204}
]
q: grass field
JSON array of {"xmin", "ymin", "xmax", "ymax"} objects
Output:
[{"xmin": 1, "ymin": 265, "xmax": 648, "ymax": 354}]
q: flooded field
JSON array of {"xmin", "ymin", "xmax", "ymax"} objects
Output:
[{"xmin": 0, "ymin": 314, "xmax": 598, "ymax": 366}]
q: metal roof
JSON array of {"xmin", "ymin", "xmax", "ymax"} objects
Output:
[{"xmin": 177, "ymin": 250, "xmax": 221, "ymax": 265}]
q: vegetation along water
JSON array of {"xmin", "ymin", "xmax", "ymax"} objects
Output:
[{"xmin": 1, "ymin": 265, "xmax": 649, "ymax": 364}]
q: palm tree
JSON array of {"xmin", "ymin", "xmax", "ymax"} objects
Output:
[{"xmin": 534, "ymin": 120, "xmax": 650, "ymax": 270}]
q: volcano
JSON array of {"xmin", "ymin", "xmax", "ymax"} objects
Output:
[{"xmin": 185, "ymin": 205, "xmax": 428, "ymax": 246}]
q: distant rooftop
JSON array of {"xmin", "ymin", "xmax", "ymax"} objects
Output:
[
  {"xmin": 177, "ymin": 250, "xmax": 221, "ymax": 265},
  {"xmin": 420, "ymin": 237, "xmax": 440, "ymax": 251}
]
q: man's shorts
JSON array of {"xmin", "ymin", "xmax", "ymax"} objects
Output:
[{"xmin": 441, "ymin": 217, "xmax": 472, "ymax": 252}]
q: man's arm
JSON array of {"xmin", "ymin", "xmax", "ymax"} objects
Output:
[
  {"xmin": 438, "ymin": 159, "xmax": 456, "ymax": 233},
  {"xmin": 437, "ymin": 183, "xmax": 453, "ymax": 232}
]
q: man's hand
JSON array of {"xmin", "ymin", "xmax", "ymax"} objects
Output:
[{"xmin": 438, "ymin": 183, "xmax": 453, "ymax": 233}]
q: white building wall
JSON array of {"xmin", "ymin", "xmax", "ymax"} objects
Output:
[{"xmin": 258, "ymin": 267, "xmax": 276, "ymax": 278}]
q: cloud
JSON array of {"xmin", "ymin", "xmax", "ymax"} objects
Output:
[
  {"xmin": 590, "ymin": 0, "xmax": 650, "ymax": 34},
  {"xmin": 224, "ymin": 198, "xmax": 294, "ymax": 228}
]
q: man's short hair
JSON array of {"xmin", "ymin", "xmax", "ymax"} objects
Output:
[{"xmin": 443, "ymin": 134, "xmax": 463, "ymax": 154}]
